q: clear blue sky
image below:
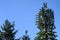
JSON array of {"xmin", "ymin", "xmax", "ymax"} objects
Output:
[{"xmin": 0, "ymin": 0, "xmax": 60, "ymax": 40}]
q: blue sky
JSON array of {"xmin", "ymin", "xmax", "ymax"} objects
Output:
[{"xmin": 0, "ymin": 0, "xmax": 60, "ymax": 40}]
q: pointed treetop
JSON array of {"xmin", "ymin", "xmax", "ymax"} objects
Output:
[
  {"xmin": 5, "ymin": 19, "xmax": 10, "ymax": 25},
  {"xmin": 43, "ymin": 3, "xmax": 47, "ymax": 8},
  {"xmin": 25, "ymin": 30, "xmax": 28, "ymax": 34},
  {"xmin": 5, "ymin": 19, "xmax": 9, "ymax": 23}
]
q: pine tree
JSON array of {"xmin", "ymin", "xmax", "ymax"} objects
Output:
[
  {"xmin": 22, "ymin": 30, "xmax": 30, "ymax": 40},
  {"xmin": 0, "ymin": 19, "xmax": 18, "ymax": 40},
  {"xmin": 35, "ymin": 3, "xmax": 57, "ymax": 40}
]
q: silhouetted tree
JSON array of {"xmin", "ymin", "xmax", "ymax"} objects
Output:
[
  {"xmin": 35, "ymin": 3, "xmax": 57, "ymax": 40},
  {"xmin": 22, "ymin": 30, "xmax": 30, "ymax": 40},
  {"xmin": 0, "ymin": 20, "xmax": 18, "ymax": 40}
]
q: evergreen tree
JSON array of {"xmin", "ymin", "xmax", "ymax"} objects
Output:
[
  {"xmin": 22, "ymin": 30, "xmax": 30, "ymax": 40},
  {"xmin": 0, "ymin": 19, "xmax": 18, "ymax": 40},
  {"xmin": 35, "ymin": 3, "xmax": 57, "ymax": 40}
]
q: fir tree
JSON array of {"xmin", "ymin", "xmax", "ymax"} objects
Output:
[
  {"xmin": 35, "ymin": 3, "xmax": 57, "ymax": 40},
  {"xmin": 0, "ymin": 19, "xmax": 18, "ymax": 40},
  {"xmin": 22, "ymin": 30, "xmax": 30, "ymax": 40}
]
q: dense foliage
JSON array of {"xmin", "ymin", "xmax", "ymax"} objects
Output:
[
  {"xmin": 0, "ymin": 20, "xmax": 18, "ymax": 40},
  {"xmin": 35, "ymin": 3, "xmax": 57, "ymax": 40}
]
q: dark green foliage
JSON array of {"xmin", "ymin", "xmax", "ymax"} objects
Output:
[
  {"xmin": 0, "ymin": 20, "xmax": 18, "ymax": 40},
  {"xmin": 35, "ymin": 3, "xmax": 57, "ymax": 40},
  {"xmin": 22, "ymin": 30, "xmax": 30, "ymax": 40}
]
